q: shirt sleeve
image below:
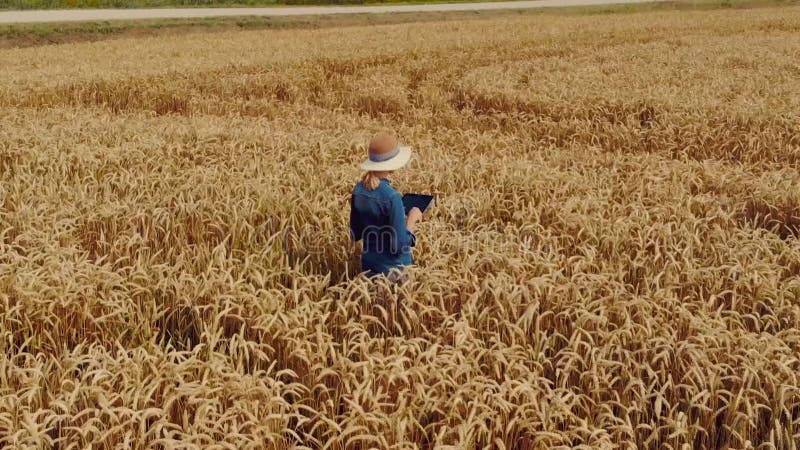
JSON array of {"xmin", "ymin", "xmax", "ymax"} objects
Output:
[
  {"xmin": 349, "ymin": 195, "xmax": 363, "ymax": 242},
  {"xmin": 388, "ymin": 193, "xmax": 416, "ymax": 253}
]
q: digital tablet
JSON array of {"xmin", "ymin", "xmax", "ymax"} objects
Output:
[{"xmin": 402, "ymin": 194, "xmax": 435, "ymax": 215}]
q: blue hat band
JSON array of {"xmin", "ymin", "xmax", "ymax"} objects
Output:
[{"xmin": 369, "ymin": 146, "xmax": 400, "ymax": 163}]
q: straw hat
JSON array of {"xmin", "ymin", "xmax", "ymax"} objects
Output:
[{"xmin": 360, "ymin": 133, "xmax": 412, "ymax": 172}]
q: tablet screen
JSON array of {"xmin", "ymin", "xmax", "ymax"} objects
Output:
[{"xmin": 402, "ymin": 194, "xmax": 435, "ymax": 215}]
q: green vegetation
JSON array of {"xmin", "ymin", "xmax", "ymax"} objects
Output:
[
  {"xmin": 6, "ymin": 0, "xmax": 789, "ymax": 8},
  {"xmin": 1, "ymin": 0, "xmax": 502, "ymax": 9},
  {"xmin": 2, "ymin": 0, "xmax": 333, "ymax": 9},
  {"xmin": 0, "ymin": 14, "xmax": 392, "ymax": 48}
]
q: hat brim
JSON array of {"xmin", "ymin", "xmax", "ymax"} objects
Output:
[{"xmin": 359, "ymin": 146, "xmax": 412, "ymax": 172}]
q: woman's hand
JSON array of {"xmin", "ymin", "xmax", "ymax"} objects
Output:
[{"xmin": 406, "ymin": 207, "xmax": 423, "ymax": 231}]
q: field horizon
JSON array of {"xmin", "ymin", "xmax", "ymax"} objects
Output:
[
  {"xmin": 3, "ymin": 0, "xmax": 797, "ymax": 49},
  {"xmin": 2, "ymin": 5, "xmax": 800, "ymax": 448}
]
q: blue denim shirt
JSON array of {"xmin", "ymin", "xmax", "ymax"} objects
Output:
[{"xmin": 350, "ymin": 179, "xmax": 416, "ymax": 276}]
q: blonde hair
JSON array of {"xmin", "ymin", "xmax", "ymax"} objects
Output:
[{"xmin": 361, "ymin": 171, "xmax": 383, "ymax": 191}]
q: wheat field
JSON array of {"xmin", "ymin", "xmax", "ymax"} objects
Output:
[{"xmin": 1, "ymin": 5, "xmax": 800, "ymax": 449}]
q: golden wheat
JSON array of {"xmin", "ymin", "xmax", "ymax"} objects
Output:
[{"xmin": 1, "ymin": 5, "xmax": 800, "ymax": 449}]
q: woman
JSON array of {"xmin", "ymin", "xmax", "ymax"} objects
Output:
[{"xmin": 350, "ymin": 133, "xmax": 423, "ymax": 279}]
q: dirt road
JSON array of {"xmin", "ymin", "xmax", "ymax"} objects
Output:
[{"xmin": 0, "ymin": 0, "xmax": 664, "ymax": 24}]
